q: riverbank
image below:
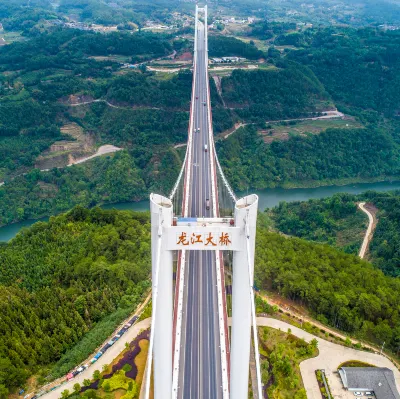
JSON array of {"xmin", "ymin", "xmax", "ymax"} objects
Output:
[
  {"xmin": 257, "ymin": 174, "xmax": 400, "ymax": 191},
  {"xmin": 1, "ymin": 179, "xmax": 400, "ymax": 242}
]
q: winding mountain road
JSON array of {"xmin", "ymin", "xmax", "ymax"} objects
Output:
[{"xmin": 358, "ymin": 202, "xmax": 375, "ymax": 259}]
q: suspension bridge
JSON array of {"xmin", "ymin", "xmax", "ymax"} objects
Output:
[{"xmin": 146, "ymin": 5, "xmax": 262, "ymax": 399}]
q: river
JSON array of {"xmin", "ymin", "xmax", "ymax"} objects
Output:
[{"xmin": 1, "ymin": 180, "xmax": 400, "ymax": 242}]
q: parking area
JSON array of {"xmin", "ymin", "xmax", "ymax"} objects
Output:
[{"xmin": 329, "ymin": 372, "xmax": 360, "ymax": 399}]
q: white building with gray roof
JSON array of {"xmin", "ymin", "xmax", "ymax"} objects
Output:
[{"xmin": 339, "ymin": 367, "xmax": 400, "ymax": 399}]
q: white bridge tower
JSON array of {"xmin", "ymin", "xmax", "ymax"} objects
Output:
[{"xmin": 148, "ymin": 194, "xmax": 259, "ymax": 399}]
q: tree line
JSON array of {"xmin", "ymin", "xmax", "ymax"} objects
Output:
[{"xmin": 220, "ymin": 65, "xmax": 329, "ymax": 121}]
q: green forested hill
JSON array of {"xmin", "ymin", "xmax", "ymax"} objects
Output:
[
  {"xmin": 269, "ymin": 190, "xmax": 400, "ymax": 277},
  {"xmin": 289, "ymin": 28, "xmax": 400, "ymax": 118},
  {"xmin": 217, "ymin": 125, "xmax": 400, "ymax": 191},
  {"xmin": 269, "ymin": 193, "xmax": 366, "ymax": 254},
  {"xmin": 220, "ymin": 65, "xmax": 329, "ymax": 120},
  {"xmin": 2, "ymin": 25, "xmax": 400, "ymax": 229},
  {"xmin": 0, "ymin": 207, "xmax": 150, "ymax": 393},
  {"xmin": 255, "ymin": 229, "xmax": 400, "ymax": 356},
  {"xmin": 0, "ymin": 29, "xmax": 178, "ymax": 181}
]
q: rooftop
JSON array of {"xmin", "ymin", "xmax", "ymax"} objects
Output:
[{"xmin": 339, "ymin": 367, "xmax": 400, "ymax": 399}]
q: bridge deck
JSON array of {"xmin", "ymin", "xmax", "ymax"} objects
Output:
[{"xmin": 176, "ymin": 17, "xmax": 226, "ymax": 399}]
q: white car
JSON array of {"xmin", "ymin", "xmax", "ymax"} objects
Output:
[{"xmin": 354, "ymin": 393, "xmax": 363, "ymax": 397}]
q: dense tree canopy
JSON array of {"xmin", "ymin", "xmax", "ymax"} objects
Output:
[
  {"xmin": 209, "ymin": 35, "xmax": 265, "ymax": 60},
  {"xmin": 217, "ymin": 125, "xmax": 400, "ymax": 191},
  {"xmin": 0, "ymin": 151, "xmax": 148, "ymax": 225},
  {"xmin": 106, "ymin": 70, "xmax": 191, "ymax": 109},
  {"xmin": 269, "ymin": 191, "xmax": 400, "ymax": 277},
  {"xmin": 255, "ymin": 230, "xmax": 400, "ymax": 355},
  {"xmin": 289, "ymin": 28, "xmax": 400, "ymax": 117},
  {"xmin": 270, "ymin": 193, "xmax": 366, "ymax": 254},
  {"xmin": 0, "ymin": 207, "xmax": 150, "ymax": 391},
  {"xmin": 220, "ymin": 66, "xmax": 329, "ymax": 120}
]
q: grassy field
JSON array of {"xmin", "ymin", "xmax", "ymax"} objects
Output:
[
  {"xmin": 233, "ymin": 36, "xmax": 270, "ymax": 52},
  {"xmin": 260, "ymin": 118, "xmax": 363, "ymax": 143},
  {"xmin": 1, "ymin": 31, "xmax": 26, "ymax": 44},
  {"xmin": 89, "ymin": 55, "xmax": 133, "ymax": 63}
]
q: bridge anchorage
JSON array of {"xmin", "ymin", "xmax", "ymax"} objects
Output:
[{"xmin": 145, "ymin": 5, "xmax": 262, "ymax": 399}]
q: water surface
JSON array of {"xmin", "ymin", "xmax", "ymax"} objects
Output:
[{"xmin": 1, "ymin": 180, "xmax": 400, "ymax": 242}]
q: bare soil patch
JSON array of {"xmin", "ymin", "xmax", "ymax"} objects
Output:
[{"xmin": 35, "ymin": 123, "xmax": 96, "ymax": 169}]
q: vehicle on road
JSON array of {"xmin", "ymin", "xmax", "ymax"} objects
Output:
[
  {"xmin": 196, "ymin": 96, "xmax": 198, "ymax": 99},
  {"xmin": 206, "ymin": 199, "xmax": 210, "ymax": 210},
  {"xmin": 128, "ymin": 316, "xmax": 138, "ymax": 325},
  {"xmin": 354, "ymin": 393, "xmax": 363, "ymax": 397},
  {"xmin": 365, "ymin": 393, "xmax": 373, "ymax": 396},
  {"xmin": 204, "ymin": 144, "xmax": 208, "ymax": 152},
  {"xmin": 101, "ymin": 343, "xmax": 111, "ymax": 352}
]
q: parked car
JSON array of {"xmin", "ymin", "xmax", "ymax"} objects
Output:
[
  {"xmin": 128, "ymin": 316, "xmax": 138, "ymax": 325},
  {"xmin": 101, "ymin": 344, "xmax": 110, "ymax": 353},
  {"xmin": 354, "ymin": 393, "xmax": 363, "ymax": 397}
]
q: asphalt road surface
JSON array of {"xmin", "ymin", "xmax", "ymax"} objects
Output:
[{"xmin": 177, "ymin": 22, "xmax": 223, "ymax": 399}]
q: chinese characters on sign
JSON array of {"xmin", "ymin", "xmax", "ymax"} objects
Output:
[{"xmin": 176, "ymin": 231, "xmax": 232, "ymax": 248}]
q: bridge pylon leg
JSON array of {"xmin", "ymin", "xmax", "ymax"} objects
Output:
[
  {"xmin": 230, "ymin": 195, "xmax": 258, "ymax": 399},
  {"xmin": 150, "ymin": 194, "xmax": 173, "ymax": 399}
]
